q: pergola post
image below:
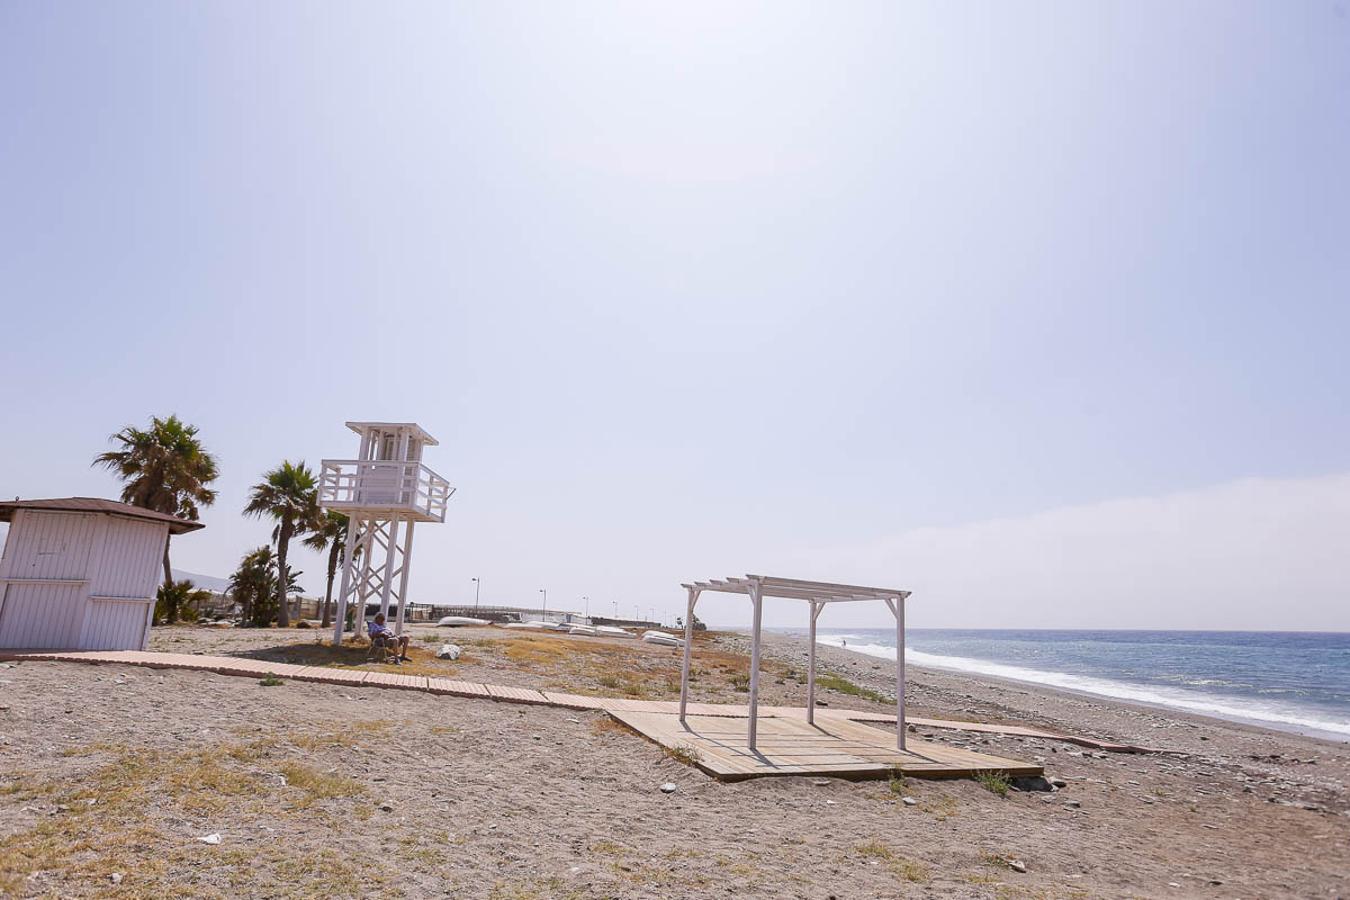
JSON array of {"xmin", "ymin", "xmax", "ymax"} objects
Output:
[
  {"xmin": 807, "ymin": 600, "xmax": 822, "ymax": 726},
  {"xmin": 678, "ymin": 586, "xmax": 700, "ymax": 723},
  {"xmin": 886, "ymin": 595, "xmax": 907, "ymax": 751},
  {"xmin": 746, "ymin": 578, "xmax": 764, "ymax": 751},
  {"xmin": 331, "ymin": 516, "xmax": 361, "ymax": 646}
]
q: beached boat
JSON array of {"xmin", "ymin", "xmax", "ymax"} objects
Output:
[
  {"xmin": 568, "ymin": 625, "xmax": 597, "ymax": 636},
  {"xmin": 504, "ymin": 621, "xmax": 539, "ymax": 629},
  {"xmin": 595, "ymin": 625, "xmax": 635, "ymax": 638},
  {"xmin": 437, "ymin": 616, "xmax": 490, "ymax": 627},
  {"xmin": 641, "ymin": 630, "xmax": 684, "ymax": 648}
]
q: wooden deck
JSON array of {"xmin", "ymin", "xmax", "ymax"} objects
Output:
[{"xmin": 609, "ymin": 709, "xmax": 1045, "ymax": 781}]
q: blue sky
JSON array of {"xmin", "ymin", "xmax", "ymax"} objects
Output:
[{"xmin": 2, "ymin": 2, "xmax": 1347, "ymax": 629}]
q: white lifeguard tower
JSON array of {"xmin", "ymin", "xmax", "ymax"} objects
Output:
[{"xmin": 318, "ymin": 422, "xmax": 454, "ymax": 645}]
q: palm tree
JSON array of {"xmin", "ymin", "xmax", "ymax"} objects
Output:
[
  {"xmin": 228, "ymin": 546, "xmax": 301, "ymax": 627},
  {"xmin": 243, "ymin": 460, "xmax": 320, "ymax": 628},
  {"xmin": 93, "ymin": 415, "xmax": 219, "ymax": 587},
  {"xmin": 302, "ymin": 510, "xmax": 352, "ymax": 629},
  {"xmin": 155, "ymin": 579, "xmax": 213, "ymax": 624}
]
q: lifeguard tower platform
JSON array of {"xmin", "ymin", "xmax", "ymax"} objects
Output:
[{"xmin": 319, "ymin": 422, "xmax": 453, "ymax": 644}]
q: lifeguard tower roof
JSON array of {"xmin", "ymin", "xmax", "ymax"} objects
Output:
[{"xmin": 344, "ymin": 422, "xmax": 438, "ymax": 446}]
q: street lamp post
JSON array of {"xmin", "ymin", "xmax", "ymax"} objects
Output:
[
  {"xmin": 472, "ymin": 577, "xmax": 480, "ymax": 609},
  {"xmin": 539, "ymin": 588, "xmax": 547, "ymax": 621},
  {"xmin": 583, "ymin": 595, "xmax": 589, "ymax": 617}
]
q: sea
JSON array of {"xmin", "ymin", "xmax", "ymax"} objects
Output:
[{"xmin": 768, "ymin": 628, "xmax": 1350, "ymax": 742}]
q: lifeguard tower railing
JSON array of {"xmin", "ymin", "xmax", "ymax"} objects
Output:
[{"xmin": 317, "ymin": 459, "xmax": 453, "ymax": 523}]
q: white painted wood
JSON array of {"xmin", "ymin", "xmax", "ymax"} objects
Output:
[
  {"xmin": 394, "ymin": 520, "xmax": 415, "ymax": 636},
  {"xmin": 807, "ymin": 600, "xmax": 822, "ymax": 725},
  {"xmin": 322, "ymin": 421, "xmax": 450, "ymax": 646},
  {"xmin": 331, "ymin": 513, "xmax": 360, "ymax": 645},
  {"xmin": 677, "ymin": 574, "xmax": 913, "ymax": 752},
  {"xmin": 678, "ymin": 586, "xmax": 699, "ymax": 722},
  {"xmin": 0, "ymin": 510, "xmax": 169, "ymax": 650},
  {"xmin": 897, "ymin": 596, "xmax": 906, "ymax": 751},
  {"xmin": 747, "ymin": 579, "xmax": 764, "ymax": 750}
]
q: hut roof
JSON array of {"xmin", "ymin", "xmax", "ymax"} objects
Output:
[{"xmin": 0, "ymin": 497, "xmax": 206, "ymax": 534}]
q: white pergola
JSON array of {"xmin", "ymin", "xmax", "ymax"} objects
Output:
[{"xmin": 678, "ymin": 575, "xmax": 913, "ymax": 751}]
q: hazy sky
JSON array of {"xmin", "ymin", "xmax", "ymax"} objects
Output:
[{"xmin": 2, "ymin": 2, "xmax": 1346, "ymax": 630}]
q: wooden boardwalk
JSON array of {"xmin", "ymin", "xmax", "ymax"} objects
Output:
[
  {"xmin": 609, "ymin": 710, "xmax": 1045, "ymax": 781},
  {"xmin": 0, "ymin": 649, "xmax": 1149, "ymax": 762}
]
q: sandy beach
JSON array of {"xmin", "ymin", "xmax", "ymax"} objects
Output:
[{"xmin": 2, "ymin": 624, "xmax": 1347, "ymax": 899}]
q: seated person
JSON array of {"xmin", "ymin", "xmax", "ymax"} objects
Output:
[{"xmin": 368, "ymin": 613, "xmax": 410, "ymax": 660}]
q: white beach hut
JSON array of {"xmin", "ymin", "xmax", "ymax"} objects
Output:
[{"xmin": 0, "ymin": 497, "xmax": 204, "ymax": 651}]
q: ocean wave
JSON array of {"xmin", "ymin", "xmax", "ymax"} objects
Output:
[{"xmin": 813, "ymin": 635, "xmax": 1350, "ymax": 739}]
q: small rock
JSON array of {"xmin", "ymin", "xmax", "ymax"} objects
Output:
[
  {"xmin": 812, "ymin": 779, "xmax": 831, "ymax": 787},
  {"xmin": 660, "ymin": 783, "xmax": 677, "ymax": 794},
  {"xmin": 1063, "ymin": 799, "xmax": 1081, "ymax": 809},
  {"xmin": 1010, "ymin": 776, "xmax": 1054, "ymax": 793},
  {"xmin": 379, "ymin": 803, "xmax": 394, "ymax": 812},
  {"xmin": 1050, "ymin": 778, "xmax": 1067, "ymax": 788},
  {"xmin": 436, "ymin": 643, "xmax": 461, "ymax": 660},
  {"xmin": 902, "ymin": 796, "xmax": 917, "ymax": 807},
  {"xmin": 199, "ymin": 833, "xmax": 221, "ymax": 845},
  {"xmin": 110, "ymin": 873, "xmax": 123, "ymax": 885},
  {"xmin": 1007, "ymin": 858, "xmax": 1027, "ymax": 873}
]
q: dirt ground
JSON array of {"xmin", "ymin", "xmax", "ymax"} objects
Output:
[{"xmin": 1, "ymin": 624, "xmax": 1347, "ymax": 898}]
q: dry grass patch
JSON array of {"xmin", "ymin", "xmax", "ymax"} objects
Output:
[
  {"xmin": 852, "ymin": 842, "xmax": 931, "ymax": 883},
  {"xmin": 277, "ymin": 763, "xmax": 365, "ymax": 806},
  {"xmin": 590, "ymin": 716, "xmax": 631, "ymax": 737},
  {"xmin": 663, "ymin": 743, "xmax": 703, "ymax": 766}
]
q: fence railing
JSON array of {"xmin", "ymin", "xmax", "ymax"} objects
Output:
[{"xmin": 318, "ymin": 459, "xmax": 453, "ymax": 522}]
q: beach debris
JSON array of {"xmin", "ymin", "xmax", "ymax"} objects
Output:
[
  {"xmin": 1005, "ymin": 858, "xmax": 1027, "ymax": 873},
  {"xmin": 901, "ymin": 796, "xmax": 917, "ymax": 807},
  {"xmin": 198, "ymin": 833, "xmax": 221, "ymax": 845},
  {"xmin": 812, "ymin": 779, "xmax": 832, "ymax": 787},
  {"xmin": 109, "ymin": 873, "xmax": 123, "ymax": 885},
  {"xmin": 436, "ymin": 643, "xmax": 462, "ymax": 660},
  {"xmin": 659, "ymin": 782, "xmax": 677, "ymax": 794}
]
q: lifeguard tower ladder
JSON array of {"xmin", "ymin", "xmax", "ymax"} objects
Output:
[{"xmin": 318, "ymin": 422, "xmax": 453, "ymax": 646}]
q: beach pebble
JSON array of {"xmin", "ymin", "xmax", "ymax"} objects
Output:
[
  {"xmin": 198, "ymin": 833, "xmax": 221, "ymax": 845},
  {"xmin": 1063, "ymin": 799, "xmax": 1081, "ymax": 809},
  {"xmin": 1010, "ymin": 776, "xmax": 1054, "ymax": 793},
  {"xmin": 1007, "ymin": 859, "xmax": 1027, "ymax": 873},
  {"xmin": 812, "ymin": 779, "xmax": 832, "ymax": 787},
  {"xmin": 902, "ymin": 796, "xmax": 917, "ymax": 807},
  {"xmin": 660, "ymin": 782, "xmax": 677, "ymax": 794},
  {"xmin": 110, "ymin": 873, "xmax": 123, "ymax": 885}
]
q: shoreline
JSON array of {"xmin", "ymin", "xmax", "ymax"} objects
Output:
[{"xmin": 722, "ymin": 626, "xmax": 1350, "ymax": 746}]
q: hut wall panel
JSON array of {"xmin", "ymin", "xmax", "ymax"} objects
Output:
[
  {"xmin": 89, "ymin": 519, "xmax": 166, "ymax": 599},
  {"xmin": 1, "ymin": 512, "xmax": 97, "ymax": 581},
  {"xmin": 0, "ymin": 583, "xmax": 85, "ymax": 648},
  {"xmin": 82, "ymin": 599, "xmax": 152, "ymax": 650}
]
